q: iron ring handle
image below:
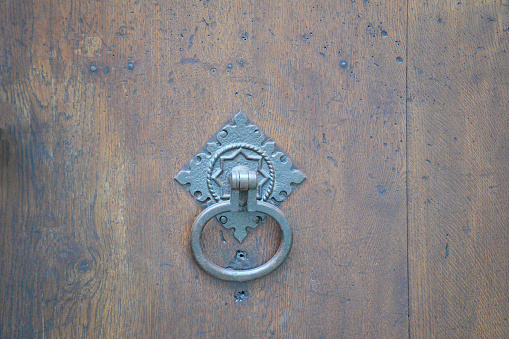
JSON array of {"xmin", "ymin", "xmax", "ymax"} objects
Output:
[{"xmin": 191, "ymin": 200, "xmax": 292, "ymax": 282}]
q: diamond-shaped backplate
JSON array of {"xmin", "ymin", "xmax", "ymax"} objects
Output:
[{"xmin": 174, "ymin": 112, "xmax": 306, "ymax": 206}]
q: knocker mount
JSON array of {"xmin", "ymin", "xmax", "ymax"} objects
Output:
[{"xmin": 175, "ymin": 112, "xmax": 305, "ymax": 281}]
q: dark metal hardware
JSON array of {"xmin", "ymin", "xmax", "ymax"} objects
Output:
[{"xmin": 175, "ymin": 112, "xmax": 305, "ymax": 281}]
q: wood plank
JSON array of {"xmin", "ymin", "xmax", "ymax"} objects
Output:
[
  {"xmin": 1, "ymin": 0, "xmax": 408, "ymax": 337},
  {"xmin": 0, "ymin": 0, "xmax": 135, "ymax": 337},
  {"xmin": 408, "ymin": 1, "xmax": 509, "ymax": 337}
]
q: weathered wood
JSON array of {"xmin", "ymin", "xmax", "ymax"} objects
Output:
[
  {"xmin": 408, "ymin": 1, "xmax": 509, "ymax": 337},
  {"xmin": 1, "ymin": 0, "xmax": 408, "ymax": 337}
]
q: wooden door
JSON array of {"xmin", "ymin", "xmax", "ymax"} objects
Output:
[{"xmin": 0, "ymin": 0, "xmax": 507, "ymax": 338}]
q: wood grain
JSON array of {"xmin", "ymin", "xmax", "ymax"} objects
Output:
[
  {"xmin": 0, "ymin": 0, "xmax": 132, "ymax": 337},
  {"xmin": 407, "ymin": 1, "xmax": 509, "ymax": 338},
  {"xmin": 0, "ymin": 0, "xmax": 408, "ymax": 337}
]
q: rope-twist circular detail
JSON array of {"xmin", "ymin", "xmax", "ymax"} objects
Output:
[{"xmin": 206, "ymin": 143, "xmax": 275, "ymax": 201}]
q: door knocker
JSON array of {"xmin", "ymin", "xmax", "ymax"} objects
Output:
[{"xmin": 175, "ymin": 112, "xmax": 305, "ymax": 281}]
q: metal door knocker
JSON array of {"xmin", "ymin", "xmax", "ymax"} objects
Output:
[{"xmin": 175, "ymin": 112, "xmax": 305, "ymax": 281}]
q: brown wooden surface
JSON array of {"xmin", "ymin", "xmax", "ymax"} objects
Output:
[
  {"xmin": 407, "ymin": 1, "xmax": 509, "ymax": 338},
  {"xmin": 0, "ymin": 0, "xmax": 408, "ymax": 337},
  {"xmin": 0, "ymin": 0, "xmax": 507, "ymax": 338}
]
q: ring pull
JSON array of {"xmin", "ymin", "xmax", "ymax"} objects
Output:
[
  {"xmin": 175, "ymin": 112, "xmax": 306, "ymax": 281},
  {"xmin": 191, "ymin": 168, "xmax": 292, "ymax": 281}
]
